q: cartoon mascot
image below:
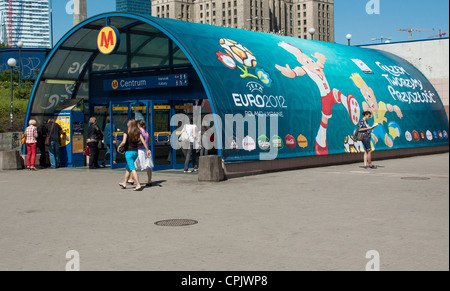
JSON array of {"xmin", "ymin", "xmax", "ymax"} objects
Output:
[
  {"xmin": 350, "ymin": 73, "xmax": 403, "ymax": 148},
  {"xmin": 275, "ymin": 42, "xmax": 360, "ymax": 155}
]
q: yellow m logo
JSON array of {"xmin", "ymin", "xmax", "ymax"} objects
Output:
[{"xmin": 97, "ymin": 26, "xmax": 120, "ymax": 55}]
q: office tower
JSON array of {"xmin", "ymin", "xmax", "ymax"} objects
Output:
[
  {"xmin": 151, "ymin": 0, "xmax": 334, "ymax": 42},
  {"xmin": 0, "ymin": 0, "xmax": 51, "ymax": 48},
  {"xmin": 116, "ymin": 0, "xmax": 152, "ymax": 17}
]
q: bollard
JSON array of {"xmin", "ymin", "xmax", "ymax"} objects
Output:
[
  {"xmin": 198, "ymin": 155, "xmax": 226, "ymax": 182},
  {"xmin": 0, "ymin": 150, "xmax": 23, "ymax": 170}
]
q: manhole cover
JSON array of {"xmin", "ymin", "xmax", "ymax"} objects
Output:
[
  {"xmin": 155, "ymin": 219, "xmax": 198, "ymax": 227},
  {"xmin": 401, "ymin": 177, "xmax": 431, "ymax": 181}
]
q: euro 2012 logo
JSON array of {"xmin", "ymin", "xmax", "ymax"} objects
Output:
[{"xmin": 216, "ymin": 39, "xmax": 273, "ymax": 87}]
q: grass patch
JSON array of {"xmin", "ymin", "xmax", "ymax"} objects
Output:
[{"xmin": 0, "ymin": 80, "xmax": 33, "ymax": 133}]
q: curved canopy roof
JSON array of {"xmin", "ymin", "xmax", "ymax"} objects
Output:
[{"xmin": 26, "ymin": 13, "xmax": 449, "ymax": 162}]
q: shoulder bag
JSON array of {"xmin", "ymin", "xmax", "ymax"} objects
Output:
[
  {"xmin": 118, "ymin": 136, "xmax": 128, "ymax": 154},
  {"xmin": 353, "ymin": 129, "xmax": 365, "ymax": 141},
  {"xmin": 20, "ymin": 133, "xmax": 27, "ymax": 145}
]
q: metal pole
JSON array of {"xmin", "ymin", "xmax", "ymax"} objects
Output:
[
  {"xmin": 10, "ymin": 67, "xmax": 13, "ymax": 130},
  {"xmin": 18, "ymin": 47, "xmax": 21, "ymax": 86}
]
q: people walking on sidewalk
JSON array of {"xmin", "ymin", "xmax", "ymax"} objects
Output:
[
  {"xmin": 117, "ymin": 119, "xmax": 152, "ymax": 191},
  {"xmin": 129, "ymin": 119, "xmax": 153, "ymax": 186}
]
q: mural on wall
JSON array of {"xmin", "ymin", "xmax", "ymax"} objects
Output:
[
  {"xmin": 348, "ymin": 73, "xmax": 402, "ymax": 151},
  {"xmin": 26, "ymin": 15, "xmax": 449, "ymax": 165},
  {"xmin": 211, "ymin": 34, "xmax": 448, "ymax": 162},
  {"xmin": 275, "ymin": 42, "xmax": 360, "ymax": 155}
]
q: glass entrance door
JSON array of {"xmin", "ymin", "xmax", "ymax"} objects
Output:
[
  {"xmin": 109, "ymin": 102, "xmax": 130, "ymax": 169},
  {"xmin": 151, "ymin": 102, "xmax": 173, "ymax": 170}
]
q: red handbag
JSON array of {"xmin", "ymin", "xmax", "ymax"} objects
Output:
[{"xmin": 82, "ymin": 146, "xmax": 90, "ymax": 155}]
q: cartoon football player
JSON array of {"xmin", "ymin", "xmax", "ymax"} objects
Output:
[
  {"xmin": 275, "ymin": 42, "xmax": 360, "ymax": 155},
  {"xmin": 350, "ymin": 73, "xmax": 403, "ymax": 148}
]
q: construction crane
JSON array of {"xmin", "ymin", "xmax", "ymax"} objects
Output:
[
  {"xmin": 428, "ymin": 29, "xmax": 448, "ymax": 38},
  {"xmin": 397, "ymin": 28, "xmax": 435, "ymax": 41}
]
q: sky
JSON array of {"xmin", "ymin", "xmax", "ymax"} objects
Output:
[{"xmin": 51, "ymin": 0, "xmax": 449, "ymax": 46}]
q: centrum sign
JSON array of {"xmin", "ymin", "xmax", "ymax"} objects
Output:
[
  {"xmin": 104, "ymin": 74, "xmax": 189, "ymax": 91},
  {"xmin": 97, "ymin": 26, "xmax": 120, "ymax": 55}
]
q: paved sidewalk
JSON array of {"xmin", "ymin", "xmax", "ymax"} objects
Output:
[{"xmin": 0, "ymin": 153, "xmax": 448, "ymax": 271}]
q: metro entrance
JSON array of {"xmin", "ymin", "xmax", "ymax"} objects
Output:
[{"xmin": 94, "ymin": 99, "xmax": 198, "ymax": 171}]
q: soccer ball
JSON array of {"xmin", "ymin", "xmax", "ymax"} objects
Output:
[
  {"xmin": 344, "ymin": 135, "xmax": 364, "ymax": 153},
  {"xmin": 220, "ymin": 39, "xmax": 257, "ymax": 68}
]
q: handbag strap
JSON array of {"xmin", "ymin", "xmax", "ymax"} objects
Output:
[{"xmin": 48, "ymin": 123, "xmax": 55, "ymax": 137}]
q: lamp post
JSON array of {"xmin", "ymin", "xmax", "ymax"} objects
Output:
[
  {"xmin": 7, "ymin": 58, "xmax": 17, "ymax": 130},
  {"xmin": 17, "ymin": 41, "xmax": 23, "ymax": 86},
  {"xmin": 346, "ymin": 34, "xmax": 352, "ymax": 46},
  {"xmin": 309, "ymin": 27, "xmax": 316, "ymax": 40}
]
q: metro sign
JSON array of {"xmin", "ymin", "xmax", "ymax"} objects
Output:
[{"xmin": 97, "ymin": 26, "xmax": 120, "ymax": 55}]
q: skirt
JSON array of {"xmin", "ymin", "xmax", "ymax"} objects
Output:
[{"xmin": 135, "ymin": 149, "xmax": 154, "ymax": 170}]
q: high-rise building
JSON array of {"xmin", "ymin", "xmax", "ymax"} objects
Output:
[
  {"xmin": 116, "ymin": 0, "xmax": 152, "ymax": 17},
  {"xmin": 73, "ymin": 0, "xmax": 87, "ymax": 26},
  {"xmin": 0, "ymin": 0, "xmax": 51, "ymax": 48},
  {"xmin": 151, "ymin": 0, "xmax": 334, "ymax": 42}
]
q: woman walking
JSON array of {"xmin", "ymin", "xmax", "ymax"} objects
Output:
[
  {"xmin": 117, "ymin": 119, "xmax": 152, "ymax": 191},
  {"xmin": 357, "ymin": 111, "xmax": 379, "ymax": 169},
  {"xmin": 24, "ymin": 119, "xmax": 38, "ymax": 170},
  {"xmin": 132, "ymin": 120, "xmax": 154, "ymax": 186}
]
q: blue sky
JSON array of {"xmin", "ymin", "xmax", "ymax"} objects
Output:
[{"xmin": 52, "ymin": 0, "xmax": 449, "ymax": 46}]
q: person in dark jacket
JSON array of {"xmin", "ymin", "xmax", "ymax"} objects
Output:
[
  {"xmin": 86, "ymin": 116, "xmax": 103, "ymax": 169},
  {"xmin": 46, "ymin": 119, "xmax": 63, "ymax": 168},
  {"xmin": 37, "ymin": 120, "xmax": 49, "ymax": 168}
]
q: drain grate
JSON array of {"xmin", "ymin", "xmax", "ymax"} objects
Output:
[
  {"xmin": 401, "ymin": 177, "xmax": 431, "ymax": 181},
  {"xmin": 155, "ymin": 219, "xmax": 198, "ymax": 227}
]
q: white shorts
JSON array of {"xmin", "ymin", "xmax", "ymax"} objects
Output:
[{"xmin": 134, "ymin": 149, "xmax": 154, "ymax": 170}]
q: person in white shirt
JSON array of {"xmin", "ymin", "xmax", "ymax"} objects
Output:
[{"xmin": 181, "ymin": 117, "xmax": 199, "ymax": 173}]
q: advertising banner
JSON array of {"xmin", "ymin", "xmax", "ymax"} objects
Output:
[{"xmin": 155, "ymin": 18, "xmax": 449, "ymax": 162}]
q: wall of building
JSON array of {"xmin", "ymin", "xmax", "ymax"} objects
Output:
[
  {"xmin": 361, "ymin": 38, "xmax": 449, "ymax": 120},
  {"xmin": 151, "ymin": 0, "xmax": 334, "ymax": 41},
  {"xmin": 0, "ymin": 48, "xmax": 50, "ymax": 79}
]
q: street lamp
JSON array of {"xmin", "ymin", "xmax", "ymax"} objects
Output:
[
  {"xmin": 17, "ymin": 41, "xmax": 23, "ymax": 86},
  {"xmin": 309, "ymin": 27, "xmax": 316, "ymax": 40},
  {"xmin": 7, "ymin": 58, "xmax": 17, "ymax": 130},
  {"xmin": 346, "ymin": 34, "xmax": 352, "ymax": 46}
]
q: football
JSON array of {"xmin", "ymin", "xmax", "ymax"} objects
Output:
[{"xmin": 220, "ymin": 39, "xmax": 257, "ymax": 68}]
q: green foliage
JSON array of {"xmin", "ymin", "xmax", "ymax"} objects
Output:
[{"xmin": 0, "ymin": 79, "xmax": 34, "ymax": 132}]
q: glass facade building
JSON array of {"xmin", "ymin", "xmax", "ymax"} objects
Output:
[
  {"xmin": 0, "ymin": 0, "xmax": 50, "ymax": 48},
  {"xmin": 116, "ymin": 0, "xmax": 152, "ymax": 17}
]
